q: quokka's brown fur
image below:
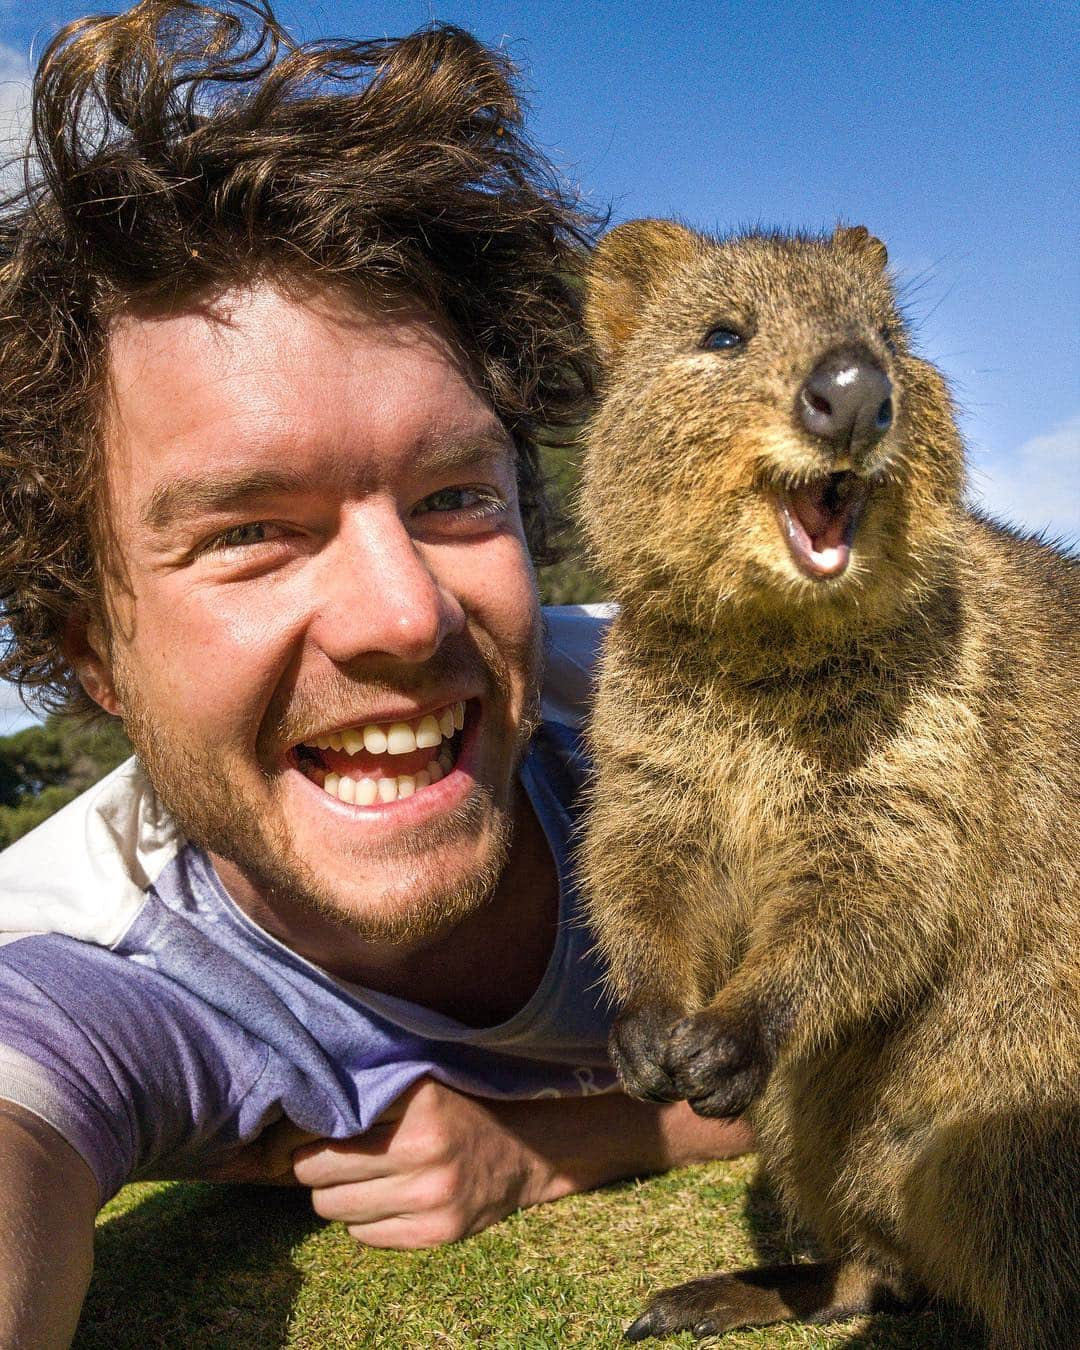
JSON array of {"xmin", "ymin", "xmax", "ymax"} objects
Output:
[{"xmin": 578, "ymin": 220, "xmax": 1079, "ymax": 1347}]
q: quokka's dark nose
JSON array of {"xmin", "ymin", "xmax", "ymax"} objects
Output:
[{"xmin": 797, "ymin": 347, "xmax": 893, "ymax": 452}]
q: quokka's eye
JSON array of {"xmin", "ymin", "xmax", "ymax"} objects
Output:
[
  {"xmin": 880, "ymin": 325, "xmax": 899, "ymax": 355},
  {"xmin": 702, "ymin": 326, "xmax": 744, "ymax": 351}
]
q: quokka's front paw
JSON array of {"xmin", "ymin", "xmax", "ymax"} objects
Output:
[
  {"xmin": 609, "ymin": 1004, "xmax": 685, "ymax": 1102},
  {"xmin": 659, "ymin": 1005, "xmax": 774, "ymax": 1118}
]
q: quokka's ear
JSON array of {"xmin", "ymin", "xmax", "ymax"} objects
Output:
[
  {"xmin": 832, "ymin": 223, "xmax": 888, "ymax": 271},
  {"xmin": 586, "ymin": 219, "xmax": 701, "ymax": 366}
]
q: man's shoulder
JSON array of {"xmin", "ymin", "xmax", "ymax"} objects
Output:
[
  {"xmin": 540, "ymin": 603, "xmax": 614, "ymax": 732},
  {"xmin": 0, "ymin": 757, "xmax": 183, "ymax": 947}
]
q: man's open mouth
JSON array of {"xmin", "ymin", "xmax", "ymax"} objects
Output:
[
  {"xmin": 291, "ymin": 700, "xmax": 467, "ymax": 805},
  {"xmin": 772, "ymin": 471, "xmax": 872, "ymax": 579}
]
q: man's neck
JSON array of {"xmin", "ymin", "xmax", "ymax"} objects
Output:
[{"xmin": 211, "ymin": 782, "xmax": 559, "ymax": 1027}]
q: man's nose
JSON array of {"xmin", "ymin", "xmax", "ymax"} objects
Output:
[{"xmin": 310, "ymin": 509, "xmax": 465, "ymax": 665}]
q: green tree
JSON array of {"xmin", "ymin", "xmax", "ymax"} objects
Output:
[
  {"xmin": 536, "ymin": 435, "xmax": 606, "ymax": 607},
  {"xmin": 0, "ymin": 716, "xmax": 132, "ymax": 847}
]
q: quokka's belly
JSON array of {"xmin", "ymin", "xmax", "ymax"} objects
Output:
[{"xmin": 750, "ymin": 1020, "xmax": 947, "ymax": 1268}]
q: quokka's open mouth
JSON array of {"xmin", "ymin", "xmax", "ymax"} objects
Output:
[{"xmin": 772, "ymin": 471, "xmax": 872, "ymax": 579}]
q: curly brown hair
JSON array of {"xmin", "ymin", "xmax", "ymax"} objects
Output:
[{"xmin": 0, "ymin": 0, "xmax": 597, "ymax": 715}]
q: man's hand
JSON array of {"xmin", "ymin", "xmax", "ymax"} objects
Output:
[
  {"xmin": 293, "ymin": 1079, "xmax": 540, "ymax": 1248},
  {"xmin": 292, "ymin": 1076, "xmax": 753, "ymax": 1249}
]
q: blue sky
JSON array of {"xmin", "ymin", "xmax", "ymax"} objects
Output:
[{"xmin": 0, "ymin": 0, "xmax": 1077, "ymax": 728}]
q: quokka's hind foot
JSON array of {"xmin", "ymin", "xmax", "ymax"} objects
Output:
[{"xmin": 623, "ymin": 1258, "xmax": 913, "ymax": 1341}]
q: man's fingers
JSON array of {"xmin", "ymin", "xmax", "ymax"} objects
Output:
[
  {"xmin": 308, "ymin": 1175, "xmax": 402, "ymax": 1223},
  {"xmin": 292, "ymin": 1079, "xmax": 448, "ymax": 1185},
  {"xmin": 293, "ymin": 1078, "xmax": 497, "ymax": 1248},
  {"xmin": 307, "ymin": 1167, "xmax": 459, "ymax": 1228},
  {"xmin": 345, "ymin": 1214, "xmax": 466, "ymax": 1250},
  {"xmin": 291, "ymin": 1125, "xmax": 396, "ymax": 1185}
]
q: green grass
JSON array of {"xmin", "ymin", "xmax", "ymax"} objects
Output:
[{"xmin": 75, "ymin": 1156, "xmax": 984, "ymax": 1348}]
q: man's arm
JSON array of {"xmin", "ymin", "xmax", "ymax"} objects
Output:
[
  {"xmin": 0, "ymin": 1102, "xmax": 98, "ymax": 1349},
  {"xmin": 293, "ymin": 1077, "xmax": 752, "ymax": 1249}
]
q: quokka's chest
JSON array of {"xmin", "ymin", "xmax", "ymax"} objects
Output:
[
  {"xmin": 596, "ymin": 630, "xmax": 899, "ymax": 842},
  {"xmin": 630, "ymin": 710, "xmax": 829, "ymax": 872}
]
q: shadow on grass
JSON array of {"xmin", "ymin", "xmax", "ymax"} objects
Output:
[
  {"xmin": 742, "ymin": 1170, "xmax": 986, "ymax": 1349},
  {"xmin": 74, "ymin": 1183, "xmax": 323, "ymax": 1350}
]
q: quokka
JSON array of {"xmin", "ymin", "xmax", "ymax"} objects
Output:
[{"xmin": 578, "ymin": 219, "xmax": 1079, "ymax": 1347}]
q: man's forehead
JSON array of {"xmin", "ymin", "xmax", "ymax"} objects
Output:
[
  {"xmin": 107, "ymin": 282, "xmax": 467, "ymax": 400},
  {"xmin": 102, "ymin": 281, "xmax": 507, "ymax": 481}
]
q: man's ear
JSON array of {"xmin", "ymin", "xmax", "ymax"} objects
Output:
[
  {"xmin": 64, "ymin": 610, "xmax": 120, "ymax": 717},
  {"xmin": 586, "ymin": 218, "xmax": 701, "ymax": 367},
  {"xmin": 832, "ymin": 223, "xmax": 888, "ymax": 271}
]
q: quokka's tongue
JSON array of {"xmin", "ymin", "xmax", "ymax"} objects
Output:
[
  {"xmin": 788, "ymin": 481, "xmax": 855, "ymax": 551},
  {"xmin": 778, "ymin": 473, "xmax": 869, "ymax": 579}
]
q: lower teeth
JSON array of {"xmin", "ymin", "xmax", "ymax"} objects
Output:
[{"xmin": 318, "ymin": 743, "xmax": 457, "ymax": 804}]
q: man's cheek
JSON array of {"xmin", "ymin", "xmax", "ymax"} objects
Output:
[
  {"xmin": 483, "ymin": 543, "xmax": 540, "ymax": 649},
  {"xmin": 139, "ymin": 595, "xmax": 287, "ymax": 729}
]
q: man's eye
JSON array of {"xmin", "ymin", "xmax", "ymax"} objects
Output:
[
  {"xmin": 211, "ymin": 522, "xmax": 278, "ymax": 550},
  {"xmin": 415, "ymin": 486, "xmax": 504, "ymax": 517}
]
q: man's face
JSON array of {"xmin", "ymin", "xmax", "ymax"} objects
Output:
[{"xmin": 86, "ymin": 282, "xmax": 542, "ymax": 945}]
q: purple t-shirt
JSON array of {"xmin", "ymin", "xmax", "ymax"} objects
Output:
[{"xmin": 0, "ymin": 606, "xmax": 617, "ymax": 1202}]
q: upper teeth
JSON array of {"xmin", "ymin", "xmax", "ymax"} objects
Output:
[{"xmin": 308, "ymin": 701, "xmax": 465, "ymax": 756}]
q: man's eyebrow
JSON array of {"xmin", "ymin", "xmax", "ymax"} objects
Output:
[
  {"xmin": 141, "ymin": 469, "xmax": 312, "ymax": 534},
  {"xmin": 416, "ymin": 427, "xmax": 516, "ymax": 475},
  {"xmin": 139, "ymin": 432, "xmax": 515, "ymax": 534}
]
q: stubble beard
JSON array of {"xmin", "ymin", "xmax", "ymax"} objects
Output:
[{"xmin": 112, "ymin": 628, "xmax": 543, "ymax": 947}]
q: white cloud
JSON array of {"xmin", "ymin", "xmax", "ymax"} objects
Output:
[
  {"xmin": 0, "ymin": 40, "xmax": 33, "ymax": 192},
  {"xmin": 968, "ymin": 415, "xmax": 1080, "ymax": 551}
]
